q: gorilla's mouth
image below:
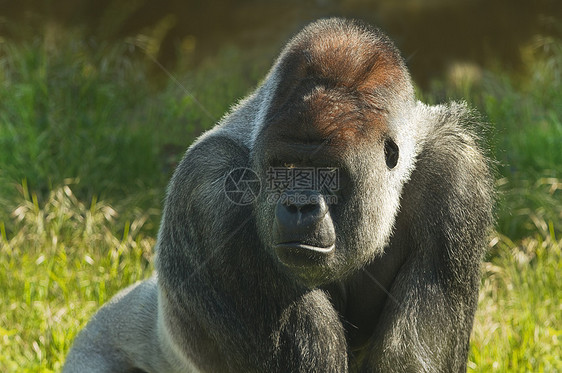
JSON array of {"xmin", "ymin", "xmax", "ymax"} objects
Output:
[
  {"xmin": 271, "ymin": 190, "xmax": 337, "ymax": 268},
  {"xmin": 274, "ymin": 241, "xmax": 335, "ymax": 267}
]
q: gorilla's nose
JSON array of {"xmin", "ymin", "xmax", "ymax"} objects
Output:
[{"xmin": 273, "ymin": 191, "xmax": 336, "ymax": 266}]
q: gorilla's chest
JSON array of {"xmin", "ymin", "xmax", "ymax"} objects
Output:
[{"xmin": 324, "ymin": 271, "xmax": 394, "ymax": 351}]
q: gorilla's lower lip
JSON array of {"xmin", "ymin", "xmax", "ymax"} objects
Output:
[
  {"xmin": 274, "ymin": 242, "xmax": 335, "ymax": 254},
  {"xmin": 274, "ymin": 242, "xmax": 335, "ymax": 268},
  {"xmin": 275, "ymin": 242, "xmax": 335, "ymax": 268}
]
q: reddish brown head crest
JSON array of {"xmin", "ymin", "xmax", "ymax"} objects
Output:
[{"xmin": 261, "ymin": 18, "xmax": 413, "ymax": 159}]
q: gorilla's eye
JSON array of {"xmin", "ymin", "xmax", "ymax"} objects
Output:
[{"xmin": 384, "ymin": 138, "xmax": 399, "ymax": 169}]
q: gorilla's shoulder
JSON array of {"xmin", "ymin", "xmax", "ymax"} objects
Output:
[
  {"xmin": 421, "ymin": 101, "xmax": 487, "ymax": 148},
  {"xmin": 408, "ymin": 101, "xmax": 494, "ymax": 238},
  {"xmin": 172, "ymin": 128, "xmax": 251, "ymax": 186}
]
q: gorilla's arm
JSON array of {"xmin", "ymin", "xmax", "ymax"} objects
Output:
[
  {"xmin": 361, "ymin": 103, "xmax": 494, "ymax": 372},
  {"xmin": 63, "ymin": 277, "xmax": 177, "ymax": 372},
  {"xmin": 155, "ymin": 131, "xmax": 348, "ymax": 372}
]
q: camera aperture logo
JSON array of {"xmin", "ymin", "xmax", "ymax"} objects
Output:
[{"xmin": 224, "ymin": 167, "xmax": 262, "ymax": 205}]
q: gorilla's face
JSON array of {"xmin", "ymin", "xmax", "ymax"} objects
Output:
[
  {"xmin": 251, "ymin": 90, "xmax": 412, "ymax": 286},
  {"xmin": 248, "ymin": 26, "xmax": 416, "ymax": 286}
]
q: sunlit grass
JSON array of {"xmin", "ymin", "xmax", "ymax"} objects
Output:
[
  {"xmin": 0, "ymin": 184, "xmax": 154, "ymax": 372},
  {"xmin": 469, "ymin": 229, "xmax": 561, "ymax": 372}
]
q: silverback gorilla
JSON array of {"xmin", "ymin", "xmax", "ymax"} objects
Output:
[{"xmin": 64, "ymin": 18, "xmax": 494, "ymax": 372}]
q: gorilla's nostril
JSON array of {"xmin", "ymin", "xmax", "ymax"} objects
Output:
[
  {"xmin": 286, "ymin": 204, "xmax": 299, "ymax": 214},
  {"xmin": 282, "ymin": 191, "xmax": 329, "ymax": 219},
  {"xmin": 299, "ymin": 203, "xmax": 319, "ymax": 215},
  {"xmin": 276, "ymin": 192, "xmax": 328, "ymax": 227}
]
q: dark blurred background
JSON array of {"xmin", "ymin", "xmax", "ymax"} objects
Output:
[{"xmin": 2, "ymin": 0, "xmax": 561, "ymax": 87}]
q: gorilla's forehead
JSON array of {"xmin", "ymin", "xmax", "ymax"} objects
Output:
[
  {"xmin": 275, "ymin": 84, "xmax": 388, "ymax": 146},
  {"xmin": 300, "ymin": 37, "xmax": 405, "ymax": 94},
  {"xmin": 258, "ymin": 20, "xmax": 412, "ymax": 150},
  {"xmin": 282, "ymin": 19, "xmax": 410, "ymax": 97}
]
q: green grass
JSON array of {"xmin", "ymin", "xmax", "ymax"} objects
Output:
[
  {"xmin": 0, "ymin": 184, "xmax": 154, "ymax": 372},
  {"xmin": 0, "ymin": 40, "xmax": 160, "ymax": 202},
  {"xmin": 469, "ymin": 232, "xmax": 561, "ymax": 372},
  {"xmin": 1, "ymin": 32, "xmax": 561, "ymax": 372}
]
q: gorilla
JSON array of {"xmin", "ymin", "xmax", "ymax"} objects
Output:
[{"xmin": 64, "ymin": 18, "xmax": 494, "ymax": 372}]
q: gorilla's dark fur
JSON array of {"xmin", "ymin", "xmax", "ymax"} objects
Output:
[{"xmin": 64, "ymin": 18, "xmax": 494, "ymax": 372}]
